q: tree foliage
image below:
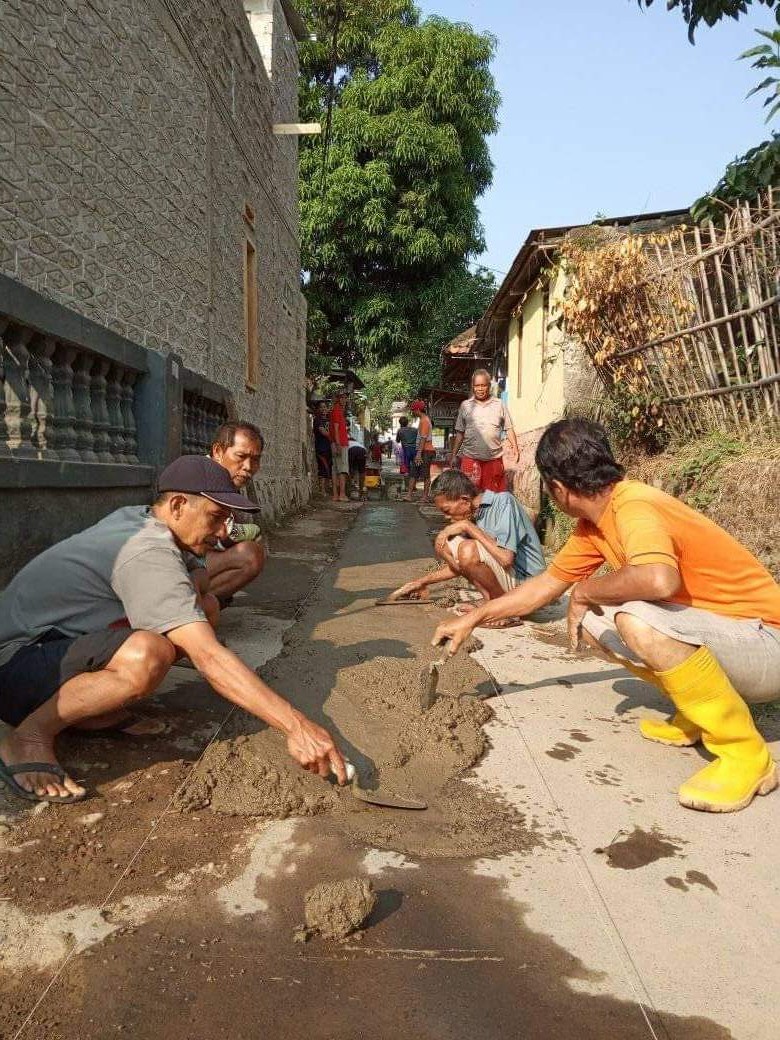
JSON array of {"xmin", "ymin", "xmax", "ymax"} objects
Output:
[
  {"xmin": 358, "ymin": 265, "xmax": 496, "ymax": 428},
  {"xmin": 296, "ymin": 1, "xmax": 499, "ymax": 366},
  {"xmin": 691, "ymin": 134, "xmax": 780, "ymax": 220},
  {"xmin": 634, "ymin": 2, "xmax": 780, "ymax": 217},
  {"xmin": 636, "ymin": 0, "xmax": 779, "ymax": 42},
  {"xmin": 691, "ymin": 27, "xmax": 780, "ymax": 219}
]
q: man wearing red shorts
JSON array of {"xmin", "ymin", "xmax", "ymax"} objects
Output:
[{"xmin": 449, "ymin": 369, "xmax": 518, "ymax": 492}]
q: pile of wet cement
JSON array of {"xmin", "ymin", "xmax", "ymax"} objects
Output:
[
  {"xmin": 176, "ymin": 650, "xmax": 536, "ymax": 859},
  {"xmin": 300, "ymin": 878, "xmax": 377, "ymax": 940}
]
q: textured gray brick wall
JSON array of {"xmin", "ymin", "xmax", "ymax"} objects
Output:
[{"xmin": 0, "ymin": 0, "xmax": 310, "ymax": 520}]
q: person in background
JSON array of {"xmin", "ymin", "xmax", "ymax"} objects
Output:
[
  {"xmin": 348, "ymin": 437, "xmax": 368, "ymax": 499},
  {"xmin": 389, "ymin": 469, "xmax": 545, "ymax": 621},
  {"xmin": 448, "ymin": 369, "xmax": 519, "ymax": 492},
  {"xmin": 396, "ymin": 416, "xmax": 417, "ymax": 495},
  {"xmin": 313, "ymin": 401, "xmax": 334, "ymax": 498},
  {"xmin": 369, "ymin": 435, "xmax": 383, "ymax": 468},
  {"xmin": 329, "ymin": 389, "xmax": 350, "ymax": 502},
  {"xmin": 409, "ymin": 399, "xmax": 435, "ymax": 503},
  {"xmin": 433, "ymin": 419, "xmax": 780, "ymax": 814},
  {"xmin": 206, "ymin": 422, "xmax": 266, "ymax": 604}
]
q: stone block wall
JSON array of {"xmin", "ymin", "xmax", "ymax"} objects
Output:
[{"xmin": 0, "ymin": 0, "xmax": 310, "ymax": 522}]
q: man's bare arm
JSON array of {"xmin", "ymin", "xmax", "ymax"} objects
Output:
[
  {"xmin": 433, "ymin": 571, "xmax": 571, "ymax": 653},
  {"xmin": 448, "ymin": 431, "xmax": 464, "ymax": 464},
  {"xmin": 573, "ymin": 563, "xmax": 680, "ymax": 608},
  {"xmin": 166, "ymin": 621, "xmax": 346, "ymax": 782},
  {"xmin": 505, "ymin": 427, "xmax": 519, "ymax": 458},
  {"xmin": 565, "ymin": 563, "xmax": 681, "ymax": 651},
  {"xmin": 389, "ymin": 564, "xmax": 457, "ymax": 601},
  {"xmin": 456, "ymin": 521, "xmax": 515, "ymax": 570}
]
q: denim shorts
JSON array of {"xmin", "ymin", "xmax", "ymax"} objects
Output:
[{"xmin": 0, "ymin": 628, "xmax": 134, "ymax": 727}]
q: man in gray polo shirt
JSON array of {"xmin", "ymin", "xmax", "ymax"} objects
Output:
[
  {"xmin": 0, "ymin": 456, "xmax": 347, "ymax": 803},
  {"xmin": 449, "ymin": 369, "xmax": 519, "ymax": 493}
]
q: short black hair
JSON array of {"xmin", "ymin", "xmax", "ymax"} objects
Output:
[
  {"xmin": 399, "ymin": 416, "xmax": 409, "ymax": 427},
  {"xmin": 535, "ymin": 419, "xmax": 624, "ymax": 495},
  {"xmin": 430, "ymin": 469, "xmax": 479, "ymax": 501},
  {"xmin": 211, "ymin": 421, "xmax": 264, "ymax": 454}
]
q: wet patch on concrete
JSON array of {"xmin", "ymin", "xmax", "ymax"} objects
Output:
[
  {"xmin": 595, "ymin": 826, "xmax": 684, "ymax": 870},
  {"xmin": 665, "ymin": 870, "xmax": 719, "ymax": 894},
  {"xmin": 586, "ymin": 764, "xmax": 622, "ymax": 788},
  {"xmin": 545, "ymin": 742, "xmax": 580, "ymax": 762},
  {"xmin": 0, "ymin": 819, "xmax": 733, "ymax": 1040},
  {"xmin": 569, "ymin": 730, "xmax": 593, "ymax": 743}
]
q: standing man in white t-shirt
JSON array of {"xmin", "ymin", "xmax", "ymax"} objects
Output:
[{"xmin": 448, "ymin": 369, "xmax": 519, "ymax": 492}]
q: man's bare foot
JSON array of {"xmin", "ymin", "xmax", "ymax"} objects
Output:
[{"xmin": 0, "ymin": 731, "xmax": 86, "ymax": 800}]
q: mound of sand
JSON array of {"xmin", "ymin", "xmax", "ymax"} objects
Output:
[
  {"xmin": 302, "ymin": 878, "xmax": 376, "ymax": 940},
  {"xmin": 176, "ymin": 651, "xmax": 537, "ymax": 860}
]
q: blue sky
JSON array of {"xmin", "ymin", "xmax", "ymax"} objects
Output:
[{"xmin": 417, "ymin": 0, "xmax": 775, "ymax": 277}]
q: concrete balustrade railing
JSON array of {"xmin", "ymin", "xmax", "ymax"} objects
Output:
[
  {"xmin": 182, "ymin": 391, "xmax": 229, "ymax": 456},
  {"xmin": 0, "ymin": 274, "xmax": 235, "ymax": 491},
  {"xmin": 1, "ymin": 322, "xmax": 142, "ymax": 465}
]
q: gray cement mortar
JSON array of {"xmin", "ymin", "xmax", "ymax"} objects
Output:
[{"xmin": 178, "ymin": 503, "xmax": 538, "ymax": 859}]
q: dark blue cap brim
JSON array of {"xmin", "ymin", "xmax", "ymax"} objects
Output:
[{"xmin": 201, "ymin": 492, "xmax": 262, "ymax": 511}]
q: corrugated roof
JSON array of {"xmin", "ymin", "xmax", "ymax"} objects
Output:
[
  {"xmin": 469, "ymin": 206, "xmax": 690, "ymax": 356},
  {"xmin": 443, "ymin": 325, "xmax": 479, "ymax": 356}
]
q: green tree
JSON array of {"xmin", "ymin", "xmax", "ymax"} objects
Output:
[
  {"xmin": 358, "ymin": 265, "xmax": 496, "ymax": 427},
  {"xmin": 297, "ymin": 2, "xmax": 499, "ymax": 366},
  {"xmin": 358, "ymin": 361, "xmax": 411, "ymax": 430},
  {"xmin": 692, "ymin": 26, "xmax": 780, "ymax": 218},
  {"xmin": 636, "ymin": 0, "xmax": 779, "ymax": 42}
]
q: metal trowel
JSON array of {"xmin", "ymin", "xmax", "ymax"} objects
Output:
[
  {"xmin": 335, "ymin": 761, "xmax": 427, "ymax": 810},
  {"xmin": 420, "ymin": 639, "xmax": 453, "ymax": 711}
]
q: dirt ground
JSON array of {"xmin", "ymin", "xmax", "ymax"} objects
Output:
[{"xmin": 0, "ymin": 500, "xmax": 739, "ymax": 1039}]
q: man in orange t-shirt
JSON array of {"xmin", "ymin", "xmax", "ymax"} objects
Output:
[{"xmin": 433, "ymin": 418, "xmax": 780, "ymax": 815}]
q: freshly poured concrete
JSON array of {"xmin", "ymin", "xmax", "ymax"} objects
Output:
[{"xmin": 1, "ymin": 501, "xmax": 775, "ymax": 1039}]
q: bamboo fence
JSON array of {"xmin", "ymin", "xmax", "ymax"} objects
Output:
[{"xmin": 582, "ymin": 189, "xmax": 780, "ymax": 440}]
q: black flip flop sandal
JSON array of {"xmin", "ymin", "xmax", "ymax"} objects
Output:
[{"xmin": 0, "ymin": 757, "xmax": 87, "ymax": 803}]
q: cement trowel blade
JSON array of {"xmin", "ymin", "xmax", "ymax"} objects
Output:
[
  {"xmin": 420, "ymin": 661, "xmax": 440, "ymax": 711},
  {"xmin": 351, "ymin": 783, "xmax": 427, "ymax": 810}
]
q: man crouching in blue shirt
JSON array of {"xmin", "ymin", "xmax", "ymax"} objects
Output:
[{"xmin": 389, "ymin": 470, "xmax": 545, "ymax": 625}]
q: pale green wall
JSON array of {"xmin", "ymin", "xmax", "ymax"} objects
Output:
[{"xmin": 506, "ymin": 270, "xmax": 568, "ymax": 435}]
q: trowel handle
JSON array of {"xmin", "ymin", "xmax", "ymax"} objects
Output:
[{"xmin": 331, "ymin": 759, "xmax": 356, "ymax": 783}]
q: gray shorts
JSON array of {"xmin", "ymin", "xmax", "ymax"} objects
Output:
[{"xmin": 583, "ymin": 601, "xmax": 780, "ymax": 704}]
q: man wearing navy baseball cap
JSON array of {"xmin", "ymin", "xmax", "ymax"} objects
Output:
[{"xmin": 0, "ymin": 455, "xmax": 347, "ymax": 803}]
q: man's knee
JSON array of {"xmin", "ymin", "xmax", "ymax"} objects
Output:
[
  {"xmin": 614, "ymin": 611, "xmax": 668, "ymax": 663},
  {"xmin": 233, "ymin": 539, "xmax": 265, "ymax": 580},
  {"xmin": 457, "ymin": 539, "xmax": 480, "ymax": 569},
  {"xmin": 112, "ymin": 631, "xmax": 176, "ymax": 695},
  {"xmin": 192, "ymin": 567, "xmax": 210, "ymax": 595}
]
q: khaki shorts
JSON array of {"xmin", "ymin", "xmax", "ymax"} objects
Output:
[
  {"xmin": 331, "ymin": 444, "xmax": 349, "ymax": 475},
  {"xmin": 448, "ymin": 535, "xmax": 517, "ymax": 594},
  {"xmin": 582, "ymin": 601, "xmax": 780, "ymax": 704}
]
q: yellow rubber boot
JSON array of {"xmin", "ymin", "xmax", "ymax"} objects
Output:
[
  {"xmin": 657, "ymin": 647, "xmax": 778, "ymax": 813},
  {"xmin": 639, "ymin": 712, "xmax": 701, "ymax": 748},
  {"xmin": 619, "ymin": 658, "xmax": 702, "ymax": 747}
]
